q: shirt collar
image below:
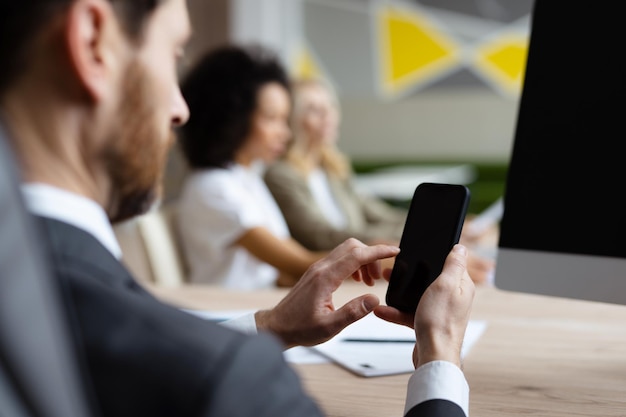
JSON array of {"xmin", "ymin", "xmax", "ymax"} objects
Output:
[
  {"xmin": 232, "ymin": 160, "xmax": 267, "ymax": 176},
  {"xmin": 20, "ymin": 183, "xmax": 122, "ymax": 259}
]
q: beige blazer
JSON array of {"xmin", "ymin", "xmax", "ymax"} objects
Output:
[{"xmin": 264, "ymin": 160, "xmax": 406, "ymax": 250}]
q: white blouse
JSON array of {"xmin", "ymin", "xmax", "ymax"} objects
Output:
[
  {"xmin": 307, "ymin": 168, "xmax": 347, "ymax": 228},
  {"xmin": 177, "ymin": 163, "xmax": 290, "ymax": 290}
]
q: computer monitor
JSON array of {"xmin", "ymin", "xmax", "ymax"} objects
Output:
[{"xmin": 494, "ymin": 0, "xmax": 626, "ymax": 304}]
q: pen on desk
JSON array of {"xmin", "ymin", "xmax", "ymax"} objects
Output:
[{"xmin": 342, "ymin": 338, "xmax": 415, "ymax": 343}]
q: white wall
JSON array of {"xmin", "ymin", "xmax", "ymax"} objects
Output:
[
  {"xmin": 227, "ymin": 0, "xmax": 530, "ymax": 163},
  {"xmin": 229, "ymin": 0, "xmax": 303, "ymax": 66},
  {"xmin": 339, "ymin": 89, "xmax": 519, "ymax": 162}
]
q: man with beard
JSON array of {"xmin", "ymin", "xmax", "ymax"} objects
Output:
[{"xmin": 0, "ymin": 1, "xmax": 474, "ymax": 417}]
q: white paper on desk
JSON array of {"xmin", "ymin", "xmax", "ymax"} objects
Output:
[{"xmin": 311, "ymin": 313, "xmax": 487, "ymax": 377}]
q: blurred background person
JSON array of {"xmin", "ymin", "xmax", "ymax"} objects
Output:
[
  {"xmin": 265, "ymin": 77, "xmax": 494, "ymax": 284},
  {"xmin": 265, "ymin": 78, "xmax": 405, "ymax": 248},
  {"xmin": 177, "ymin": 45, "xmax": 328, "ymax": 290}
]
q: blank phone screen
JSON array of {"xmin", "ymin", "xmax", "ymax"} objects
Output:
[{"xmin": 386, "ymin": 183, "xmax": 469, "ymax": 313}]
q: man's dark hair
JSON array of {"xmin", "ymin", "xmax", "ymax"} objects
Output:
[
  {"xmin": 179, "ymin": 44, "xmax": 291, "ymax": 169},
  {"xmin": 0, "ymin": 0, "xmax": 163, "ymax": 95}
]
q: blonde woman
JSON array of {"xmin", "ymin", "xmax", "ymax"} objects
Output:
[
  {"xmin": 265, "ymin": 78, "xmax": 406, "ymax": 249},
  {"xmin": 264, "ymin": 78, "xmax": 494, "ymax": 284}
]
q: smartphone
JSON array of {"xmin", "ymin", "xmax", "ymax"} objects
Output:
[{"xmin": 385, "ymin": 182, "xmax": 470, "ymax": 313}]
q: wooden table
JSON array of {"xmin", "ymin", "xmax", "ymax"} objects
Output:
[{"xmin": 148, "ymin": 281, "xmax": 626, "ymax": 417}]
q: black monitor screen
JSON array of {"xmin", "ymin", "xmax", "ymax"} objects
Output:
[{"xmin": 499, "ymin": 0, "xmax": 626, "ymax": 260}]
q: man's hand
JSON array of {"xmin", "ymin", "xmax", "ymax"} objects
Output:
[
  {"xmin": 255, "ymin": 238, "xmax": 399, "ymax": 349},
  {"xmin": 373, "ymin": 244, "xmax": 475, "ymax": 368}
]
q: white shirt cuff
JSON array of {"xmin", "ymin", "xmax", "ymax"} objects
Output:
[
  {"xmin": 404, "ymin": 360, "xmax": 469, "ymax": 417},
  {"xmin": 220, "ymin": 312, "xmax": 258, "ymax": 335}
]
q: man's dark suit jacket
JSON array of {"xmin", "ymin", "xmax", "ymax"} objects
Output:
[
  {"xmin": 0, "ymin": 129, "xmax": 94, "ymax": 417},
  {"xmin": 35, "ymin": 216, "xmax": 465, "ymax": 417}
]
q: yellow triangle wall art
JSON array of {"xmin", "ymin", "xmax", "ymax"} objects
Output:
[
  {"xmin": 377, "ymin": 4, "xmax": 461, "ymax": 98},
  {"xmin": 472, "ymin": 33, "xmax": 528, "ymax": 98},
  {"xmin": 291, "ymin": 44, "xmax": 324, "ymax": 81}
]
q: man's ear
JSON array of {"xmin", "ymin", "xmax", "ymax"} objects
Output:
[{"xmin": 64, "ymin": 0, "xmax": 120, "ymax": 102}]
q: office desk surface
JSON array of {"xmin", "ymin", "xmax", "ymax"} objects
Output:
[{"xmin": 148, "ymin": 282, "xmax": 626, "ymax": 417}]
